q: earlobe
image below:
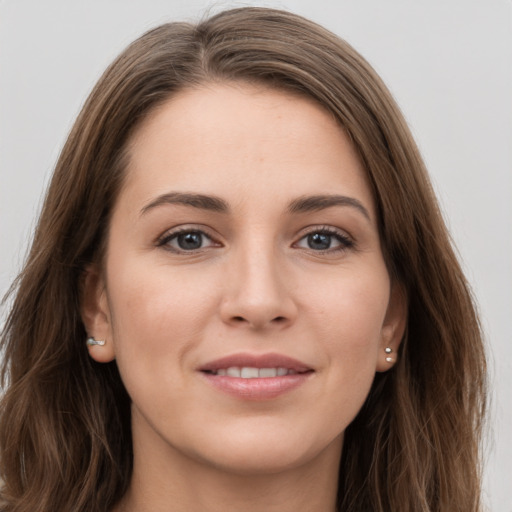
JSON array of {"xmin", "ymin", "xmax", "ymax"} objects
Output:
[
  {"xmin": 376, "ymin": 282, "xmax": 407, "ymax": 373},
  {"xmin": 80, "ymin": 264, "xmax": 116, "ymax": 363}
]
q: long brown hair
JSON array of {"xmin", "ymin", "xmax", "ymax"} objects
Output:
[{"xmin": 0, "ymin": 7, "xmax": 486, "ymax": 511}]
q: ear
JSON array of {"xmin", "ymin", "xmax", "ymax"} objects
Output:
[
  {"xmin": 80, "ymin": 264, "xmax": 116, "ymax": 363},
  {"xmin": 376, "ymin": 281, "xmax": 407, "ymax": 372}
]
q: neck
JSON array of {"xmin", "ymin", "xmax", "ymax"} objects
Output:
[{"xmin": 113, "ymin": 421, "xmax": 342, "ymax": 512}]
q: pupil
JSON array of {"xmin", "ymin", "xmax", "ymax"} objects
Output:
[
  {"xmin": 308, "ymin": 233, "xmax": 331, "ymax": 250},
  {"xmin": 178, "ymin": 232, "xmax": 202, "ymax": 250}
]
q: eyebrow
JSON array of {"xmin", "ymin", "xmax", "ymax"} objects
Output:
[
  {"xmin": 288, "ymin": 194, "xmax": 371, "ymax": 221},
  {"xmin": 140, "ymin": 192, "xmax": 230, "ymax": 215},
  {"xmin": 140, "ymin": 191, "xmax": 371, "ymax": 221}
]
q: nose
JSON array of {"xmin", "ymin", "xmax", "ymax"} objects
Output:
[{"xmin": 220, "ymin": 244, "xmax": 298, "ymax": 330}]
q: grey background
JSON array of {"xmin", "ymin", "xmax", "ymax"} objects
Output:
[{"xmin": 1, "ymin": 1, "xmax": 511, "ymax": 509}]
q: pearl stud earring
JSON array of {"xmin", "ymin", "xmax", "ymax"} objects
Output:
[{"xmin": 86, "ymin": 337, "xmax": 105, "ymax": 347}]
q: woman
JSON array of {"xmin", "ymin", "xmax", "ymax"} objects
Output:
[{"xmin": 0, "ymin": 7, "xmax": 486, "ymax": 512}]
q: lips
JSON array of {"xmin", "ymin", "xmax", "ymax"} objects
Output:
[
  {"xmin": 200, "ymin": 353, "xmax": 311, "ymax": 373},
  {"xmin": 214, "ymin": 367, "xmax": 297, "ymax": 378},
  {"xmin": 198, "ymin": 353, "xmax": 314, "ymax": 400}
]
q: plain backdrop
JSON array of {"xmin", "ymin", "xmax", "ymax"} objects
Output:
[{"xmin": 1, "ymin": 0, "xmax": 511, "ymax": 510}]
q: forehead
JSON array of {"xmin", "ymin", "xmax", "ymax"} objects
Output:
[{"xmin": 120, "ymin": 82, "xmax": 375, "ymax": 217}]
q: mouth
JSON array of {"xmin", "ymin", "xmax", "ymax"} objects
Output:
[
  {"xmin": 198, "ymin": 353, "xmax": 314, "ymax": 400},
  {"xmin": 203, "ymin": 367, "xmax": 307, "ymax": 378}
]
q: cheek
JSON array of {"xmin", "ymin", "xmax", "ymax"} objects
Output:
[
  {"xmin": 105, "ymin": 257, "xmax": 220, "ymax": 374},
  {"xmin": 314, "ymin": 275, "xmax": 389, "ymax": 416},
  {"xmin": 302, "ymin": 265, "xmax": 390, "ymax": 350}
]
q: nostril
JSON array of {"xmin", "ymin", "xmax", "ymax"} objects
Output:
[{"xmin": 230, "ymin": 315, "xmax": 287, "ymax": 325}]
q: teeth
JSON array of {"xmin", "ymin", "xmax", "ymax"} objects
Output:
[
  {"xmin": 241, "ymin": 367, "xmax": 259, "ymax": 378},
  {"xmin": 216, "ymin": 367, "xmax": 293, "ymax": 378},
  {"xmin": 259, "ymin": 368, "xmax": 277, "ymax": 378}
]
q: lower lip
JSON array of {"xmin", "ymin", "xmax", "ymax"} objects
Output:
[{"xmin": 200, "ymin": 372, "xmax": 313, "ymax": 400}]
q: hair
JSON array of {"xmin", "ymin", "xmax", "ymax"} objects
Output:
[{"xmin": 0, "ymin": 7, "xmax": 486, "ymax": 512}]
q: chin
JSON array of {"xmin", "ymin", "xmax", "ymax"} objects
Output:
[
  {"xmin": 201, "ymin": 448, "xmax": 317, "ymax": 476},
  {"xmin": 185, "ymin": 425, "xmax": 343, "ymax": 476}
]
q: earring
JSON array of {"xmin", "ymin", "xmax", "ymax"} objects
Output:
[
  {"xmin": 86, "ymin": 337, "xmax": 105, "ymax": 347},
  {"xmin": 385, "ymin": 347, "xmax": 394, "ymax": 363}
]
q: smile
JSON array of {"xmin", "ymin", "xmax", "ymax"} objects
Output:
[
  {"xmin": 199, "ymin": 353, "xmax": 314, "ymax": 400},
  {"xmin": 205, "ymin": 367, "xmax": 303, "ymax": 378}
]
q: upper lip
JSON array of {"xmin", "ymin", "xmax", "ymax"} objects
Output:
[{"xmin": 199, "ymin": 353, "xmax": 313, "ymax": 373}]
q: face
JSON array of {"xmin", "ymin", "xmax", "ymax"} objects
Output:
[{"xmin": 83, "ymin": 83, "xmax": 405, "ymax": 476}]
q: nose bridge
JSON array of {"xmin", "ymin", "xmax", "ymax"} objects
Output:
[{"xmin": 221, "ymin": 232, "xmax": 296, "ymax": 329}]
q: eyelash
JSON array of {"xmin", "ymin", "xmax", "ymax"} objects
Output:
[
  {"xmin": 156, "ymin": 226, "xmax": 355, "ymax": 254},
  {"xmin": 156, "ymin": 227, "xmax": 218, "ymax": 253},
  {"xmin": 294, "ymin": 226, "xmax": 355, "ymax": 254}
]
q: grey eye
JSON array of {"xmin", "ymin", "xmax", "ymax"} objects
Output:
[
  {"xmin": 164, "ymin": 230, "xmax": 215, "ymax": 251},
  {"xmin": 306, "ymin": 233, "xmax": 333, "ymax": 250},
  {"xmin": 297, "ymin": 231, "xmax": 349, "ymax": 251},
  {"xmin": 296, "ymin": 230, "xmax": 348, "ymax": 251},
  {"xmin": 176, "ymin": 232, "xmax": 204, "ymax": 250}
]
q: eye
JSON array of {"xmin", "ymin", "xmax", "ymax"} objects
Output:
[
  {"xmin": 158, "ymin": 229, "xmax": 218, "ymax": 252},
  {"xmin": 295, "ymin": 228, "xmax": 354, "ymax": 253}
]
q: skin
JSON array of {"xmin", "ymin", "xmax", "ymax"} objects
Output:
[{"xmin": 82, "ymin": 82, "xmax": 406, "ymax": 512}]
